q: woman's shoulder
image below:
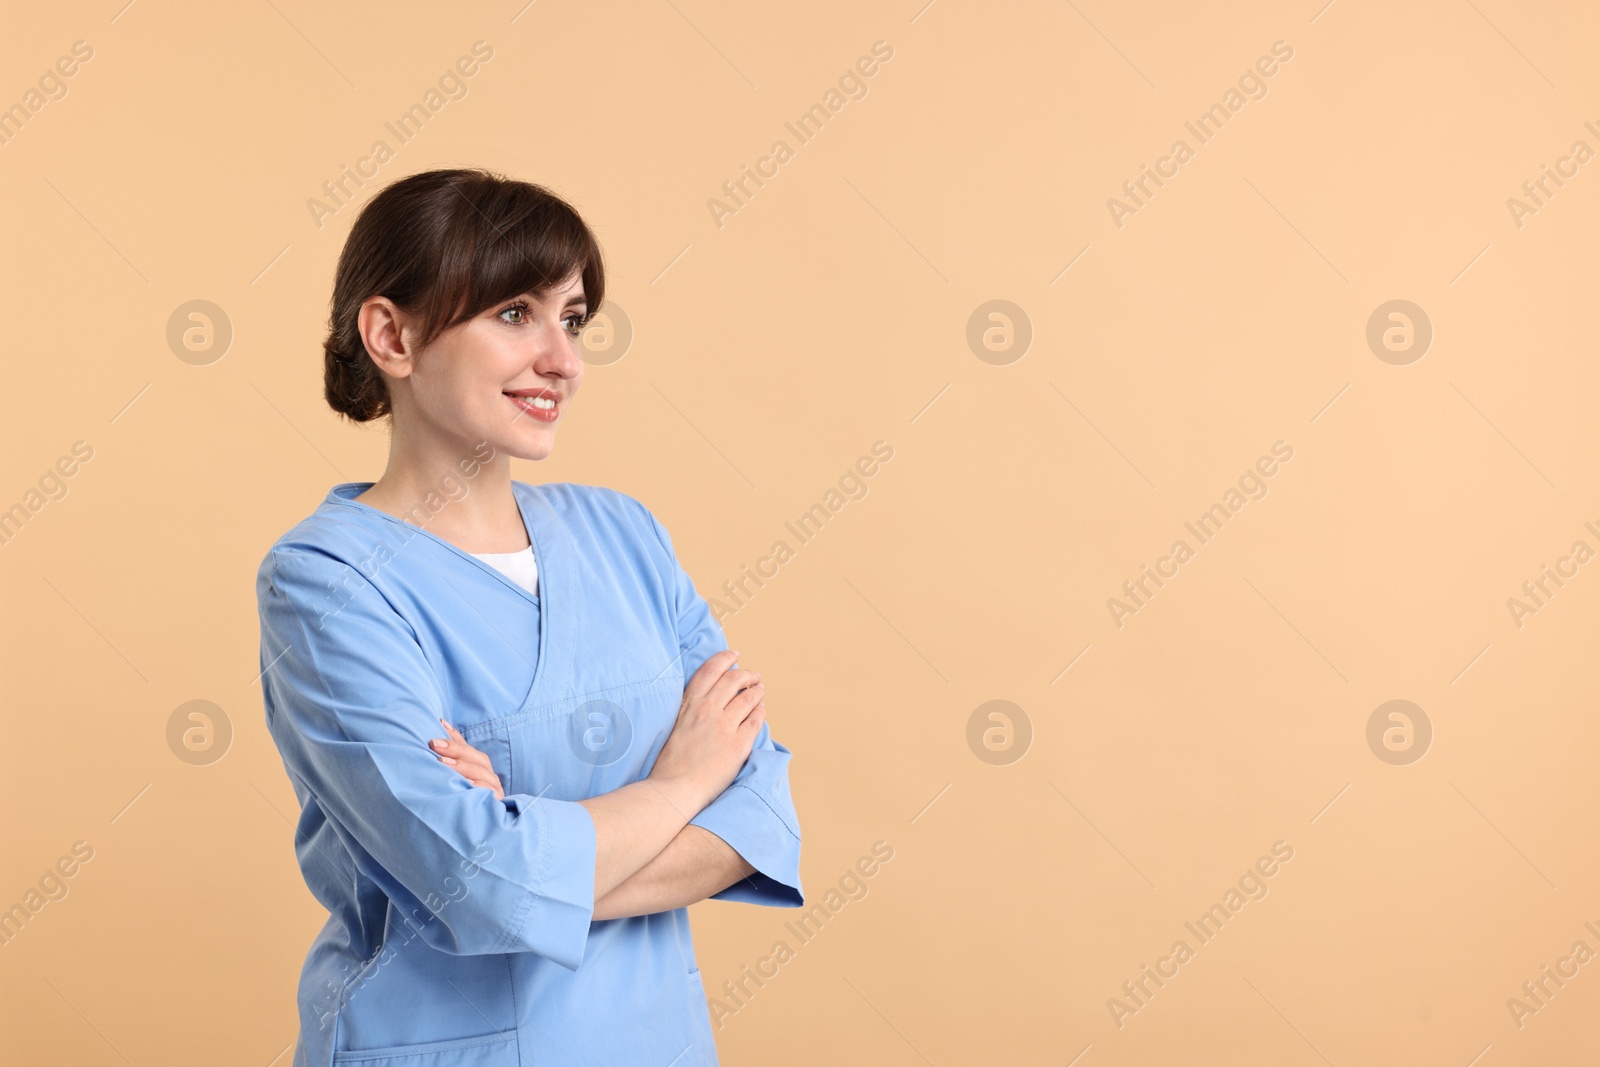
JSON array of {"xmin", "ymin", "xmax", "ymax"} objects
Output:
[
  {"xmin": 516, "ymin": 480, "xmax": 675, "ymax": 556},
  {"xmin": 255, "ymin": 487, "xmax": 390, "ymax": 592},
  {"xmin": 515, "ymin": 479, "xmax": 656, "ymax": 526}
]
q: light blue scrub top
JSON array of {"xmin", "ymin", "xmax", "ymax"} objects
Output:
[{"xmin": 256, "ymin": 480, "xmax": 804, "ymax": 1066}]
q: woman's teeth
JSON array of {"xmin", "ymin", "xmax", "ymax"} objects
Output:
[{"xmin": 507, "ymin": 393, "xmax": 556, "ymax": 409}]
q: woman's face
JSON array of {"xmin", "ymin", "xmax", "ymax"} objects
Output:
[{"xmin": 401, "ymin": 270, "xmax": 587, "ymax": 463}]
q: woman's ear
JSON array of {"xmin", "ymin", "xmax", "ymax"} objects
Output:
[{"xmin": 357, "ymin": 295, "xmax": 416, "ymax": 380}]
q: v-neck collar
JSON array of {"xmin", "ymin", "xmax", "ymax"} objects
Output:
[
  {"xmin": 325, "ymin": 481, "xmax": 540, "ymax": 605},
  {"xmin": 323, "ymin": 480, "xmax": 576, "ymax": 716}
]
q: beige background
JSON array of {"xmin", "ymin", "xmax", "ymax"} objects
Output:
[{"xmin": 2, "ymin": 0, "xmax": 1597, "ymax": 1063}]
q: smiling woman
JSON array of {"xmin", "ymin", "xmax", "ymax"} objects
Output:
[{"xmin": 257, "ymin": 168, "xmax": 804, "ymax": 1066}]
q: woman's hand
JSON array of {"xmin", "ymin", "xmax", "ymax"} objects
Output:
[
  {"xmin": 647, "ymin": 649, "xmax": 766, "ymax": 812},
  {"xmin": 429, "ymin": 719, "xmax": 505, "ymax": 800}
]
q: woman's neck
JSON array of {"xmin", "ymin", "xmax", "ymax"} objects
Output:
[{"xmin": 355, "ymin": 444, "xmax": 531, "ymax": 555}]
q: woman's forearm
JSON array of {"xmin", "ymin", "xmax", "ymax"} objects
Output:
[
  {"xmin": 578, "ymin": 649, "xmax": 762, "ymax": 901},
  {"xmin": 591, "ymin": 824, "xmax": 756, "ymax": 920},
  {"xmin": 579, "ymin": 776, "xmax": 709, "ymax": 900}
]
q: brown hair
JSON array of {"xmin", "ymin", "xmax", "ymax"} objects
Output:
[{"xmin": 323, "ymin": 167, "xmax": 606, "ymax": 422}]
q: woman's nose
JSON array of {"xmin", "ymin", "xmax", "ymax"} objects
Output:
[{"xmin": 531, "ymin": 324, "xmax": 584, "ymax": 377}]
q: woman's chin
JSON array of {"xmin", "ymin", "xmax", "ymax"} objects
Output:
[{"xmin": 499, "ymin": 434, "xmax": 557, "ymax": 463}]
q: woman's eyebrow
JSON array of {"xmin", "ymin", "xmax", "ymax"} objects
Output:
[
  {"xmin": 518, "ymin": 289, "xmax": 585, "ymax": 307},
  {"xmin": 505, "ymin": 290, "xmax": 586, "ymax": 308}
]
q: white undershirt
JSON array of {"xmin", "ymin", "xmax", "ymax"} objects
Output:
[{"xmin": 471, "ymin": 545, "xmax": 539, "ymax": 596}]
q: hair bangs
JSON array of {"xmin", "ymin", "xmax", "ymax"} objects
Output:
[{"xmin": 417, "ymin": 177, "xmax": 605, "ymax": 349}]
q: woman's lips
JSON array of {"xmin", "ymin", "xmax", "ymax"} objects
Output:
[{"xmin": 506, "ymin": 392, "xmax": 559, "ymax": 423}]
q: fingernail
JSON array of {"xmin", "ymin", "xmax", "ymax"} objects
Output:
[
  {"xmin": 439, "ymin": 755, "xmax": 457, "ymax": 765},
  {"xmin": 439, "ymin": 719, "xmax": 453, "ymax": 731},
  {"xmin": 431, "ymin": 738, "xmax": 448, "ymax": 750}
]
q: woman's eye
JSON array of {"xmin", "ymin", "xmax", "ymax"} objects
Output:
[{"xmin": 499, "ymin": 304, "xmax": 586, "ymax": 334}]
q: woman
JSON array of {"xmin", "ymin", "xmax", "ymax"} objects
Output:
[{"xmin": 255, "ymin": 168, "xmax": 804, "ymax": 1066}]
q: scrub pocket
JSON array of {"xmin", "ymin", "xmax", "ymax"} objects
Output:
[{"xmin": 331, "ymin": 1030, "xmax": 518, "ymax": 1064}]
